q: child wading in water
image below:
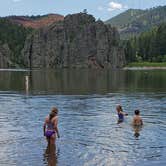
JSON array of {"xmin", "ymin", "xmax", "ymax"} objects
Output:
[
  {"xmin": 132, "ymin": 110, "xmax": 143, "ymax": 126},
  {"xmin": 132, "ymin": 110, "xmax": 143, "ymax": 137},
  {"xmin": 116, "ymin": 105, "xmax": 128, "ymax": 123},
  {"xmin": 43, "ymin": 107, "xmax": 60, "ymax": 145}
]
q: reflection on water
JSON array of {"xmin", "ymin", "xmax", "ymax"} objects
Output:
[
  {"xmin": 0, "ymin": 69, "xmax": 166, "ymax": 165},
  {"xmin": 0, "ymin": 69, "xmax": 166, "ymax": 94},
  {"xmin": 43, "ymin": 144, "xmax": 57, "ymax": 166},
  {"xmin": 0, "ymin": 93, "xmax": 166, "ymax": 166},
  {"xmin": 133, "ymin": 125, "xmax": 143, "ymax": 138}
]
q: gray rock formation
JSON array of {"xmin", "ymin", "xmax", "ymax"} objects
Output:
[
  {"xmin": 0, "ymin": 43, "xmax": 10, "ymax": 68},
  {"xmin": 22, "ymin": 13, "xmax": 126, "ymax": 68}
]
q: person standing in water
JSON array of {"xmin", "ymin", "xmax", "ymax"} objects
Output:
[
  {"xmin": 132, "ymin": 110, "xmax": 143, "ymax": 126},
  {"xmin": 116, "ymin": 105, "xmax": 128, "ymax": 123},
  {"xmin": 132, "ymin": 110, "xmax": 143, "ymax": 137},
  {"xmin": 43, "ymin": 107, "xmax": 60, "ymax": 145}
]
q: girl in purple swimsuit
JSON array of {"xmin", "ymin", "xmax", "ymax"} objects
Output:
[{"xmin": 43, "ymin": 107, "xmax": 60, "ymax": 145}]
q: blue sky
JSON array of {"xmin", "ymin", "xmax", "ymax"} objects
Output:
[{"xmin": 0, "ymin": 0, "xmax": 166, "ymax": 21}]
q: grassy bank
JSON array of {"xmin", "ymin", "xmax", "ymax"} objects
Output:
[{"xmin": 126, "ymin": 62, "xmax": 166, "ymax": 67}]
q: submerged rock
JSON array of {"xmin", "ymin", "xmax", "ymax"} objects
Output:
[{"xmin": 22, "ymin": 13, "xmax": 126, "ymax": 68}]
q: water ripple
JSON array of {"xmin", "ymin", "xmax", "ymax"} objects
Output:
[{"xmin": 0, "ymin": 93, "xmax": 166, "ymax": 165}]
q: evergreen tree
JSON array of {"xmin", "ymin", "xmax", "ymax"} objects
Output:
[{"xmin": 0, "ymin": 18, "xmax": 32, "ymax": 65}]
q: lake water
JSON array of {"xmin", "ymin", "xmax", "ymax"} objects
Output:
[{"xmin": 0, "ymin": 69, "xmax": 166, "ymax": 166}]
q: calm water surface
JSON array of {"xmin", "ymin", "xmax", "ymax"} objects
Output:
[{"xmin": 0, "ymin": 69, "xmax": 166, "ymax": 166}]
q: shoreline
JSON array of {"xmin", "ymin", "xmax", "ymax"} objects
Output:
[
  {"xmin": 0, "ymin": 66, "xmax": 166, "ymax": 71},
  {"xmin": 123, "ymin": 66, "xmax": 166, "ymax": 70},
  {"xmin": 0, "ymin": 68, "xmax": 29, "ymax": 72}
]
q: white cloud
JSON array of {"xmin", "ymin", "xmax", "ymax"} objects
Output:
[
  {"xmin": 12, "ymin": 0, "xmax": 22, "ymax": 2},
  {"xmin": 98, "ymin": 6, "xmax": 104, "ymax": 11},
  {"xmin": 108, "ymin": 1, "xmax": 127, "ymax": 12}
]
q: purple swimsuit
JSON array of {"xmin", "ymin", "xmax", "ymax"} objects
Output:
[
  {"xmin": 45, "ymin": 120, "xmax": 55, "ymax": 138},
  {"xmin": 45, "ymin": 130, "xmax": 55, "ymax": 137}
]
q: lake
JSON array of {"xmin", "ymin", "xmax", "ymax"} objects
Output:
[{"xmin": 0, "ymin": 69, "xmax": 166, "ymax": 166}]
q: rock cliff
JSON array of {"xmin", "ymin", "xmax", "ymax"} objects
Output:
[
  {"xmin": 22, "ymin": 13, "xmax": 126, "ymax": 68},
  {"xmin": 0, "ymin": 44, "xmax": 10, "ymax": 68}
]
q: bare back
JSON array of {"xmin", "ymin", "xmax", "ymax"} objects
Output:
[
  {"xmin": 45, "ymin": 116, "xmax": 58, "ymax": 130},
  {"xmin": 133, "ymin": 115, "xmax": 143, "ymax": 126}
]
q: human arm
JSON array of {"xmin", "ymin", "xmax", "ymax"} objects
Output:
[
  {"xmin": 55, "ymin": 126, "xmax": 60, "ymax": 138},
  {"xmin": 53, "ymin": 117, "xmax": 60, "ymax": 138},
  {"xmin": 121, "ymin": 111, "xmax": 128, "ymax": 116},
  {"xmin": 43, "ymin": 117, "xmax": 48, "ymax": 136},
  {"xmin": 43, "ymin": 121, "xmax": 46, "ymax": 136}
]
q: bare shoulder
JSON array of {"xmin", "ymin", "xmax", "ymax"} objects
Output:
[
  {"xmin": 52, "ymin": 116, "xmax": 58, "ymax": 124},
  {"xmin": 52, "ymin": 116, "xmax": 58, "ymax": 121},
  {"xmin": 133, "ymin": 115, "xmax": 137, "ymax": 119},
  {"xmin": 45, "ymin": 116, "xmax": 49, "ymax": 122}
]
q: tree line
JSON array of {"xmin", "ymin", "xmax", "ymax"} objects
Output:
[
  {"xmin": 1, "ymin": 17, "xmax": 166, "ymax": 66},
  {"xmin": 124, "ymin": 23, "xmax": 166, "ymax": 63},
  {"xmin": 0, "ymin": 18, "xmax": 32, "ymax": 65}
]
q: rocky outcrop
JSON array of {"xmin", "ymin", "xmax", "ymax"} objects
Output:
[
  {"xmin": 0, "ymin": 43, "xmax": 10, "ymax": 68},
  {"xmin": 22, "ymin": 13, "xmax": 126, "ymax": 68}
]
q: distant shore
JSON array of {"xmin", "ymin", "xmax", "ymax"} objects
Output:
[
  {"xmin": 124, "ymin": 62, "xmax": 166, "ymax": 70},
  {"xmin": 123, "ymin": 67, "xmax": 166, "ymax": 70}
]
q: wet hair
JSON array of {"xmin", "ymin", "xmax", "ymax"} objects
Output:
[
  {"xmin": 49, "ymin": 107, "xmax": 58, "ymax": 120},
  {"xmin": 51, "ymin": 107, "xmax": 58, "ymax": 115},
  {"xmin": 49, "ymin": 112, "xmax": 55, "ymax": 121},
  {"xmin": 116, "ymin": 105, "xmax": 123, "ymax": 112},
  {"xmin": 135, "ymin": 110, "xmax": 140, "ymax": 115}
]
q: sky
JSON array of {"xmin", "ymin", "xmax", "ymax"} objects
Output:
[{"xmin": 0, "ymin": 0, "xmax": 166, "ymax": 21}]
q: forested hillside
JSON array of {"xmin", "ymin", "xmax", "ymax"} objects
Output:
[
  {"xmin": 0, "ymin": 14, "xmax": 64, "ymax": 67},
  {"xmin": 106, "ymin": 6, "xmax": 166, "ymax": 39},
  {"xmin": 7, "ymin": 14, "xmax": 64, "ymax": 29},
  {"xmin": 1, "ymin": 8, "xmax": 166, "ymax": 68},
  {"xmin": 106, "ymin": 9, "xmax": 145, "ymax": 28},
  {"xmin": 0, "ymin": 18, "xmax": 32, "ymax": 66},
  {"xmin": 124, "ymin": 23, "xmax": 166, "ymax": 63}
]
